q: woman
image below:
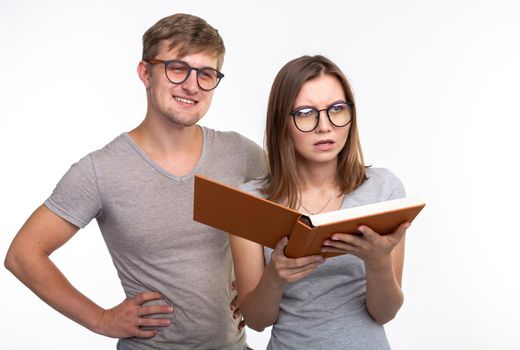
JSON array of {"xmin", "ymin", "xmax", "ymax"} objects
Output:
[{"xmin": 229, "ymin": 55, "xmax": 410, "ymax": 349}]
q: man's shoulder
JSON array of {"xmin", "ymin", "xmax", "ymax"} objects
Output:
[
  {"xmin": 238, "ymin": 179, "xmax": 266, "ymax": 197},
  {"xmin": 201, "ymin": 126, "xmax": 267, "ymax": 183},
  {"xmin": 203, "ymin": 126, "xmax": 245, "ymax": 144},
  {"xmin": 202, "ymin": 126, "xmax": 260, "ymax": 148},
  {"xmin": 87, "ymin": 133, "xmax": 134, "ymax": 162},
  {"xmin": 62, "ymin": 133, "xmax": 127, "ymax": 170}
]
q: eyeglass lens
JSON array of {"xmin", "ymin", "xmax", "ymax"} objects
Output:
[
  {"xmin": 293, "ymin": 103, "xmax": 351, "ymax": 132},
  {"xmin": 165, "ymin": 61, "xmax": 221, "ymax": 91}
]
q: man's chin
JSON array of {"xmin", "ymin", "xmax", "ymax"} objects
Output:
[{"xmin": 164, "ymin": 114, "xmax": 202, "ymax": 128}]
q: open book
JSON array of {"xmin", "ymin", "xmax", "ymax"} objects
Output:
[{"xmin": 193, "ymin": 175, "xmax": 425, "ymax": 258}]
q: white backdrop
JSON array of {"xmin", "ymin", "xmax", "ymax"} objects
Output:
[{"xmin": 1, "ymin": 0, "xmax": 519, "ymax": 349}]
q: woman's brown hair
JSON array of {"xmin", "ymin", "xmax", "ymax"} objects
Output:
[{"xmin": 262, "ymin": 55, "xmax": 367, "ymax": 209}]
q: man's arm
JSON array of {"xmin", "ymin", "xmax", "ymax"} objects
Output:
[{"xmin": 4, "ymin": 205, "xmax": 173, "ymax": 338}]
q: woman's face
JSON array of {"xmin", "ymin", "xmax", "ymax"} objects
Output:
[{"xmin": 288, "ymin": 74, "xmax": 351, "ymax": 167}]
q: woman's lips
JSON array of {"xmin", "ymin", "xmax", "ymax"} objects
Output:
[{"xmin": 313, "ymin": 139, "xmax": 335, "ymax": 151}]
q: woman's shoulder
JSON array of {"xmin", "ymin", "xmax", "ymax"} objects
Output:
[
  {"xmin": 365, "ymin": 167, "xmax": 401, "ymax": 184},
  {"xmin": 350, "ymin": 167, "xmax": 406, "ymax": 202}
]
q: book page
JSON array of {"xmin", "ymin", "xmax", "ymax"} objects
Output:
[{"xmin": 309, "ymin": 197, "xmax": 424, "ymax": 226}]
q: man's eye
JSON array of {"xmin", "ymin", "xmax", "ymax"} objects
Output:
[
  {"xmin": 199, "ymin": 69, "xmax": 216, "ymax": 80},
  {"xmin": 168, "ymin": 64, "xmax": 187, "ymax": 73}
]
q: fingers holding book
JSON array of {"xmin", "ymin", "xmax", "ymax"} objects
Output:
[
  {"xmin": 321, "ymin": 222, "xmax": 410, "ymax": 266},
  {"xmin": 266, "ymin": 237, "xmax": 325, "ymax": 286}
]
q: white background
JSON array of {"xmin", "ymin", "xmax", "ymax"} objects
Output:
[{"xmin": 1, "ymin": 0, "xmax": 519, "ymax": 349}]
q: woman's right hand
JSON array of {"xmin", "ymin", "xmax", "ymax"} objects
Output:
[{"xmin": 266, "ymin": 237, "xmax": 325, "ymax": 287}]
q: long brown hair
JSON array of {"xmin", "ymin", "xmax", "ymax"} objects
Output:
[{"xmin": 262, "ymin": 55, "xmax": 367, "ymax": 209}]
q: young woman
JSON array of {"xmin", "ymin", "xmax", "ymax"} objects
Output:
[{"xmin": 229, "ymin": 55, "xmax": 410, "ymax": 349}]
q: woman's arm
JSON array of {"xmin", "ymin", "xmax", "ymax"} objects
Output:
[
  {"xmin": 229, "ymin": 236, "xmax": 324, "ymax": 331},
  {"xmin": 321, "ymin": 222, "xmax": 409, "ymax": 324},
  {"xmin": 363, "ymin": 224, "xmax": 406, "ymax": 324}
]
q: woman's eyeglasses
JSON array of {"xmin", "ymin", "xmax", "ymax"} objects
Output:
[{"xmin": 290, "ymin": 102, "xmax": 353, "ymax": 132}]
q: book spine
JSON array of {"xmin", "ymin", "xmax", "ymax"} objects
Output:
[
  {"xmin": 284, "ymin": 219, "xmax": 316, "ymax": 258},
  {"xmin": 306, "ymin": 226, "xmax": 330, "ymax": 257}
]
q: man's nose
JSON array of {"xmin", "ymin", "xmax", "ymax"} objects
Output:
[{"xmin": 180, "ymin": 68, "xmax": 199, "ymax": 93}]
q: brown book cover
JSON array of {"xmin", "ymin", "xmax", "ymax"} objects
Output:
[{"xmin": 193, "ymin": 175, "xmax": 425, "ymax": 258}]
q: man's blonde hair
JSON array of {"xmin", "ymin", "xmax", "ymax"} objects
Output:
[{"xmin": 142, "ymin": 13, "xmax": 225, "ymax": 69}]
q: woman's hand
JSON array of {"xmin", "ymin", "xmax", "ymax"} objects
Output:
[
  {"xmin": 321, "ymin": 222, "xmax": 410, "ymax": 267},
  {"xmin": 321, "ymin": 222, "xmax": 409, "ymax": 323},
  {"xmin": 266, "ymin": 237, "xmax": 325, "ymax": 287}
]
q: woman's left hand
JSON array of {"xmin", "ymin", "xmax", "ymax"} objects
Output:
[{"xmin": 321, "ymin": 222, "xmax": 410, "ymax": 267}]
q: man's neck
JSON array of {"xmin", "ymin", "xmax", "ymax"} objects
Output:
[{"xmin": 128, "ymin": 116, "xmax": 203, "ymax": 177}]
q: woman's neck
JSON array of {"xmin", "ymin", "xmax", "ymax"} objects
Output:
[
  {"xmin": 295, "ymin": 157, "xmax": 339, "ymax": 193},
  {"xmin": 294, "ymin": 157, "xmax": 344, "ymax": 215}
]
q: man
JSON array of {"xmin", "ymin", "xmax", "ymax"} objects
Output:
[{"xmin": 4, "ymin": 13, "xmax": 266, "ymax": 350}]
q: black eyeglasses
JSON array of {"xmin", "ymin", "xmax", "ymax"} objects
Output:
[
  {"xmin": 289, "ymin": 101, "xmax": 353, "ymax": 132},
  {"xmin": 146, "ymin": 59, "xmax": 224, "ymax": 91}
]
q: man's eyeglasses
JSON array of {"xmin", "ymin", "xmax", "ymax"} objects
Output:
[
  {"xmin": 146, "ymin": 59, "xmax": 224, "ymax": 91},
  {"xmin": 289, "ymin": 101, "xmax": 353, "ymax": 132}
]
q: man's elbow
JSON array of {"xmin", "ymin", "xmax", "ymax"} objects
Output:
[
  {"xmin": 4, "ymin": 243, "xmax": 30, "ymax": 277},
  {"xmin": 4, "ymin": 247, "xmax": 19, "ymax": 274}
]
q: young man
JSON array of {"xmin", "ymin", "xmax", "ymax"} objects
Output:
[{"xmin": 4, "ymin": 13, "xmax": 266, "ymax": 350}]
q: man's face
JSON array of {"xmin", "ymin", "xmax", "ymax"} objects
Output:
[{"xmin": 142, "ymin": 45, "xmax": 220, "ymax": 127}]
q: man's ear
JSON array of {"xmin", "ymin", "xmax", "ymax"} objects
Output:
[{"xmin": 137, "ymin": 60, "xmax": 151, "ymax": 88}]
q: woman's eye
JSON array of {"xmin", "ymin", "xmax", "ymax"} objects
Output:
[
  {"xmin": 296, "ymin": 109, "xmax": 315, "ymax": 117},
  {"xmin": 330, "ymin": 105, "xmax": 344, "ymax": 113}
]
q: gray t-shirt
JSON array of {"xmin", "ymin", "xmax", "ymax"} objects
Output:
[
  {"xmin": 240, "ymin": 167, "xmax": 405, "ymax": 350},
  {"xmin": 45, "ymin": 127, "xmax": 266, "ymax": 350}
]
